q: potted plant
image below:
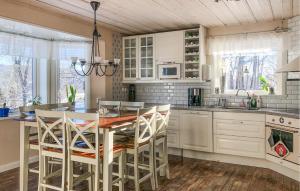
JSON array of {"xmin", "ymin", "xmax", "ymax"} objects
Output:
[
  {"xmin": 29, "ymin": 96, "xmax": 42, "ymax": 105},
  {"xmin": 66, "ymin": 85, "xmax": 77, "ymax": 105},
  {"xmin": 259, "ymin": 76, "xmax": 274, "ymax": 95}
]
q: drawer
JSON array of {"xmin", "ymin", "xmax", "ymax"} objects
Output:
[
  {"xmin": 181, "ymin": 110, "xmax": 212, "ymax": 117},
  {"xmin": 214, "ymin": 112, "xmax": 265, "ymax": 122},
  {"xmin": 167, "ymin": 130, "xmax": 180, "ymax": 148},
  {"xmin": 214, "ymin": 135, "xmax": 265, "ymax": 159},
  {"xmin": 214, "ymin": 119, "xmax": 265, "ymax": 138},
  {"xmin": 170, "ymin": 109, "xmax": 180, "ymax": 116},
  {"xmin": 168, "ymin": 110, "xmax": 180, "ymax": 130}
]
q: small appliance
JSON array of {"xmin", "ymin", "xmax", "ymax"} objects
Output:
[
  {"xmin": 158, "ymin": 63, "xmax": 181, "ymax": 79},
  {"xmin": 188, "ymin": 88, "xmax": 202, "ymax": 106}
]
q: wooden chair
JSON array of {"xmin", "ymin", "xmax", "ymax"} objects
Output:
[
  {"xmin": 65, "ymin": 111, "xmax": 125, "ymax": 191},
  {"xmin": 120, "ymin": 101, "xmax": 144, "ymax": 111},
  {"xmin": 120, "ymin": 106, "xmax": 157, "ymax": 191},
  {"xmin": 35, "ymin": 109, "xmax": 67, "ymax": 191},
  {"xmin": 153, "ymin": 104, "xmax": 171, "ymax": 188}
]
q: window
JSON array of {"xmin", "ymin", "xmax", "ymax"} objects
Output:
[
  {"xmin": 222, "ymin": 51, "xmax": 277, "ymax": 92},
  {"xmin": 208, "ymin": 33, "xmax": 283, "ymax": 95},
  {"xmin": 57, "ymin": 60, "xmax": 86, "ymax": 107},
  {"xmin": 0, "ymin": 55, "xmax": 34, "ymax": 108}
]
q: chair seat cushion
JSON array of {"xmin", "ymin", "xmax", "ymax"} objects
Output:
[
  {"xmin": 72, "ymin": 144, "xmax": 125, "ymax": 159},
  {"xmin": 116, "ymin": 137, "xmax": 150, "ymax": 149}
]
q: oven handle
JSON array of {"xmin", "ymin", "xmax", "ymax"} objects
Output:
[{"xmin": 266, "ymin": 124, "xmax": 299, "ymax": 133}]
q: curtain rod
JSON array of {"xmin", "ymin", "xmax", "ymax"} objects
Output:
[
  {"xmin": 208, "ymin": 29, "xmax": 286, "ymax": 38},
  {"xmin": 0, "ymin": 29, "xmax": 92, "ymax": 43}
]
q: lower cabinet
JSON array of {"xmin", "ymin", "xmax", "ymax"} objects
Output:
[
  {"xmin": 214, "ymin": 135, "xmax": 265, "ymax": 158},
  {"xmin": 166, "ymin": 130, "xmax": 180, "ymax": 148},
  {"xmin": 180, "ymin": 111, "xmax": 213, "ymax": 152}
]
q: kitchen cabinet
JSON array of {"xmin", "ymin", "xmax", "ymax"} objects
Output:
[
  {"xmin": 139, "ymin": 34, "xmax": 155, "ymax": 80},
  {"xmin": 213, "ymin": 112, "xmax": 265, "ymax": 158},
  {"xmin": 180, "ymin": 111, "xmax": 213, "ymax": 152},
  {"xmin": 155, "ymin": 31, "xmax": 184, "ymax": 64},
  {"xmin": 214, "ymin": 135, "xmax": 265, "ymax": 158},
  {"xmin": 123, "ymin": 36, "xmax": 138, "ymax": 80},
  {"xmin": 167, "ymin": 109, "xmax": 180, "ymax": 148}
]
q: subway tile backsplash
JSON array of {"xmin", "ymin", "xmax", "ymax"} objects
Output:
[{"xmin": 135, "ymin": 80, "xmax": 300, "ymax": 109}]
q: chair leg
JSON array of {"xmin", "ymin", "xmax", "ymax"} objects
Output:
[
  {"xmin": 134, "ymin": 152, "xmax": 140, "ymax": 191},
  {"xmin": 149, "ymin": 144, "xmax": 156, "ymax": 191},
  {"xmin": 164, "ymin": 137, "xmax": 170, "ymax": 179},
  {"xmin": 38, "ymin": 154, "xmax": 44, "ymax": 191},
  {"xmin": 94, "ymin": 163, "xmax": 100, "ymax": 191},
  {"xmin": 67, "ymin": 160, "xmax": 73, "ymax": 191},
  {"xmin": 118, "ymin": 152, "xmax": 124, "ymax": 191},
  {"xmin": 88, "ymin": 164, "xmax": 93, "ymax": 191},
  {"xmin": 61, "ymin": 157, "xmax": 66, "ymax": 191},
  {"xmin": 153, "ymin": 142, "xmax": 159, "ymax": 189}
]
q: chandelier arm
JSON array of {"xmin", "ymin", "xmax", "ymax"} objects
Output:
[
  {"xmin": 96, "ymin": 65, "xmax": 106, "ymax": 77},
  {"xmin": 104, "ymin": 65, "xmax": 119, "ymax": 77},
  {"xmin": 81, "ymin": 63, "xmax": 94, "ymax": 76},
  {"xmin": 73, "ymin": 63, "xmax": 88, "ymax": 77}
]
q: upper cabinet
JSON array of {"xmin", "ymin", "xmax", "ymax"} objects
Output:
[
  {"xmin": 139, "ymin": 35, "xmax": 155, "ymax": 80},
  {"xmin": 122, "ymin": 26, "xmax": 206, "ymax": 83},
  {"xmin": 123, "ymin": 36, "xmax": 138, "ymax": 80},
  {"xmin": 155, "ymin": 31, "xmax": 184, "ymax": 64}
]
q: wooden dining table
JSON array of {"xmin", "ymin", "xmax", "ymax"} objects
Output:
[{"xmin": 16, "ymin": 108, "xmax": 137, "ymax": 191}]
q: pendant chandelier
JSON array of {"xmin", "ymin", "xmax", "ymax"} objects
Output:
[{"xmin": 71, "ymin": 1, "xmax": 120, "ymax": 77}]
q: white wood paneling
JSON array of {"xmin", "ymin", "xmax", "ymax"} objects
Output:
[{"xmin": 33, "ymin": 0, "xmax": 296, "ymax": 34}]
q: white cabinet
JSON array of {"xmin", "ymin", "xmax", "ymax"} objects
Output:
[
  {"xmin": 167, "ymin": 109, "xmax": 180, "ymax": 148},
  {"xmin": 213, "ymin": 112, "xmax": 265, "ymax": 158},
  {"xmin": 155, "ymin": 31, "xmax": 184, "ymax": 64},
  {"xmin": 123, "ymin": 36, "xmax": 138, "ymax": 80},
  {"xmin": 180, "ymin": 111, "xmax": 213, "ymax": 152},
  {"xmin": 214, "ymin": 135, "xmax": 265, "ymax": 158},
  {"xmin": 139, "ymin": 35, "xmax": 155, "ymax": 80}
]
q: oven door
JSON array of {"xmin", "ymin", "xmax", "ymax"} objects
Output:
[
  {"xmin": 158, "ymin": 64, "xmax": 180, "ymax": 79},
  {"xmin": 266, "ymin": 123, "xmax": 299, "ymax": 165}
]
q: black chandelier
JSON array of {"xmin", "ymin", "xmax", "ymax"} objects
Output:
[{"xmin": 71, "ymin": 1, "xmax": 120, "ymax": 77}]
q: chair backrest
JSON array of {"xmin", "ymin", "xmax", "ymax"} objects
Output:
[
  {"xmin": 134, "ymin": 106, "xmax": 157, "ymax": 147},
  {"xmin": 120, "ymin": 101, "xmax": 144, "ymax": 111},
  {"xmin": 156, "ymin": 104, "xmax": 171, "ymax": 137},
  {"xmin": 35, "ymin": 109, "xmax": 66, "ymax": 151},
  {"xmin": 65, "ymin": 112, "xmax": 100, "ymax": 159},
  {"xmin": 97, "ymin": 99, "xmax": 121, "ymax": 111}
]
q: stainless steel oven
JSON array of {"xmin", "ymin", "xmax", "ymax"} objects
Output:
[
  {"xmin": 158, "ymin": 63, "xmax": 180, "ymax": 79},
  {"xmin": 266, "ymin": 114, "xmax": 299, "ymax": 165}
]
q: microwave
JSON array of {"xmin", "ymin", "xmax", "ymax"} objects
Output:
[{"xmin": 158, "ymin": 63, "xmax": 181, "ymax": 79}]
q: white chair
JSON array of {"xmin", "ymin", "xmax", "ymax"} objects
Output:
[
  {"xmin": 120, "ymin": 101, "xmax": 144, "ymax": 111},
  {"xmin": 97, "ymin": 99, "xmax": 121, "ymax": 111},
  {"xmin": 120, "ymin": 106, "xmax": 157, "ymax": 191},
  {"xmin": 153, "ymin": 104, "xmax": 171, "ymax": 188},
  {"xmin": 65, "ymin": 111, "xmax": 125, "ymax": 191},
  {"xmin": 35, "ymin": 109, "xmax": 67, "ymax": 191}
]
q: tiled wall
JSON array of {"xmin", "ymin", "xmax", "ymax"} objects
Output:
[
  {"xmin": 135, "ymin": 82, "xmax": 211, "ymax": 105},
  {"xmin": 112, "ymin": 32, "xmax": 129, "ymax": 101},
  {"xmin": 288, "ymin": 16, "xmax": 300, "ymax": 62}
]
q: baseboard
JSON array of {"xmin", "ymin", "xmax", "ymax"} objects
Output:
[
  {"xmin": 0, "ymin": 156, "xmax": 39, "ymax": 173},
  {"xmin": 168, "ymin": 148, "xmax": 300, "ymax": 182}
]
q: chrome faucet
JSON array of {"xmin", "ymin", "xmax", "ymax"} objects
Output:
[{"xmin": 235, "ymin": 89, "xmax": 250, "ymax": 98}]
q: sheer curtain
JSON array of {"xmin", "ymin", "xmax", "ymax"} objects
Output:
[{"xmin": 207, "ymin": 32, "xmax": 284, "ymax": 94}]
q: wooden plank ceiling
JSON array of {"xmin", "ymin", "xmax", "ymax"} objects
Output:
[{"xmin": 34, "ymin": 0, "xmax": 299, "ymax": 35}]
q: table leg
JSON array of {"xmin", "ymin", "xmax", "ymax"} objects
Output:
[
  {"xmin": 103, "ymin": 129, "xmax": 114, "ymax": 191},
  {"xmin": 20, "ymin": 122, "xmax": 30, "ymax": 191}
]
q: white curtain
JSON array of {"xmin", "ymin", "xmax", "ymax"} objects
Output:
[
  {"xmin": 0, "ymin": 32, "xmax": 91, "ymax": 61},
  {"xmin": 207, "ymin": 32, "xmax": 284, "ymax": 94}
]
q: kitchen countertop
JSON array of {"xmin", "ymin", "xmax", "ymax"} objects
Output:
[{"xmin": 146, "ymin": 104, "xmax": 300, "ymax": 119}]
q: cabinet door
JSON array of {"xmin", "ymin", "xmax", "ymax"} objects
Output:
[
  {"xmin": 139, "ymin": 35, "xmax": 155, "ymax": 80},
  {"xmin": 214, "ymin": 135, "xmax": 265, "ymax": 159},
  {"xmin": 123, "ymin": 37, "xmax": 137, "ymax": 80},
  {"xmin": 167, "ymin": 130, "xmax": 180, "ymax": 148},
  {"xmin": 155, "ymin": 31, "xmax": 184, "ymax": 64},
  {"xmin": 180, "ymin": 111, "xmax": 213, "ymax": 152}
]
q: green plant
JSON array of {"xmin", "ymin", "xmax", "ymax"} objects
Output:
[
  {"xmin": 259, "ymin": 76, "xmax": 270, "ymax": 92},
  {"xmin": 66, "ymin": 85, "xmax": 77, "ymax": 104},
  {"xmin": 29, "ymin": 96, "xmax": 41, "ymax": 105}
]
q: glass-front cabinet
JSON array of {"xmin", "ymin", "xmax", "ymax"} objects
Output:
[
  {"xmin": 139, "ymin": 35, "xmax": 155, "ymax": 80},
  {"xmin": 123, "ymin": 36, "xmax": 138, "ymax": 80}
]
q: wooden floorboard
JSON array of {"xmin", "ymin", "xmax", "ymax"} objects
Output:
[{"xmin": 0, "ymin": 156, "xmax": 299, "ymax": 191}]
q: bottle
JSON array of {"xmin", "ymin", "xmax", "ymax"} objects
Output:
[
  {"xmin": 257, "ymin": 96, "xmax": 261, "ymax": 108},
  {"xmin": 250, "ymin": 94, "xmax": 257, "ymax": 109}
]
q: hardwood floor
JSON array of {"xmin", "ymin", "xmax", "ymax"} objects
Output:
[{"xmin": 0, "ymin": 156, "xmax": 299, "ymax": 191}]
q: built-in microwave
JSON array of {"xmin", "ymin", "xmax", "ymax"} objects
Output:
[{"xmin": 158, "ymin": 63, "xmax": 181, "ymax": 79}]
